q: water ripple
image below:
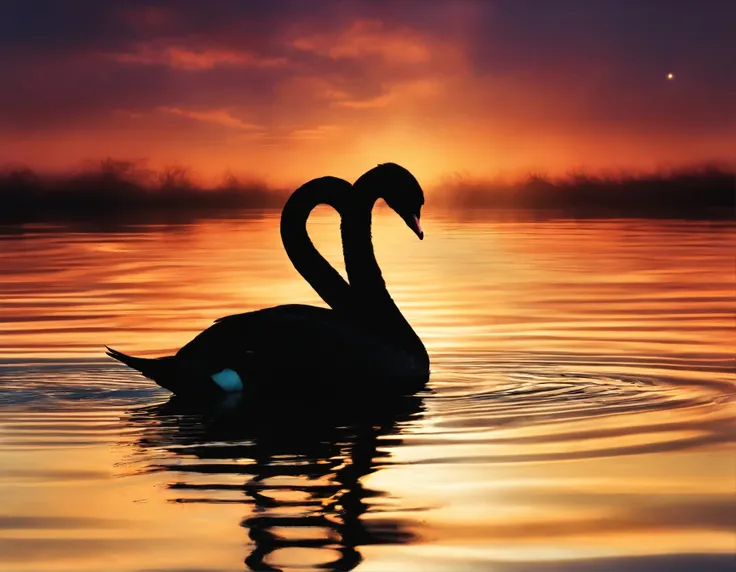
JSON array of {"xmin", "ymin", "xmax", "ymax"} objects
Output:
[{"xmin": 0, "ymin": 215, "xmax": 734, "ymax": 571}]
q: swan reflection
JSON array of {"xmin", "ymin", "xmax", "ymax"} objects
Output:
[{"xmin": 126, "ymin": 394, "xmax": 425, "ymax": 571}]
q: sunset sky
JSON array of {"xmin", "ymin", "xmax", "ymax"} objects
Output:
[{"xmin": 1, "ymin": 0, "xmax": 734, "ymax": 185}]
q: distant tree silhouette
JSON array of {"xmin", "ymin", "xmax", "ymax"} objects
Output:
[
  {"xmin": 0, "ymin": 159, "xmax": 290, "ymax": 223},
  {"xmin": 436, "ymin": 163, "xmax": 734, "ymax": 217},
  {"xmin": 0, "ymin": 159, "xmax": 733, "ymax": 223}
]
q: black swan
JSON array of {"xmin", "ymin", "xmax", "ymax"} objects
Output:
[{"xmin": 106, "ymin": 163, "xmax": 429, "ymax": 398}]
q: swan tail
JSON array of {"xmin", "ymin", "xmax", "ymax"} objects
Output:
[{"xmin": 105, "ymin": 346, "xmax": 179, "ymax": 391}]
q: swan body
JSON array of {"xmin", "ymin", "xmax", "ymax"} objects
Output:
[{"xmin": 106, "ymin": 163, "xmax": 429, "ymax": 399}]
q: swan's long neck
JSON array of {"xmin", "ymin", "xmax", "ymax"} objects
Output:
[
  {"xmin": 341, "ymin": 193, "xmax": 428, "ymax": 366},
  {"xmin": 280, "ymin": 177, "xmax": 354, "ymax": 315}
]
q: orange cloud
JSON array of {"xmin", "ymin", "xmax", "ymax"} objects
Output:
[
  {"xmin": 293, "ymin": 19, "xmax": 431, "ymax": 64},
  {"xmin": 157, "ymin": 107, "xmax": 264, "ymax": 131},
  {"xmin": 287, "ymin": 125, "xmax": 340, "ymax": 140},
  {"xmin": 110, "ymin": 44, "xmax": 287, "ymax": 70},
  {"xmin": 331, "ymin": 79, "xmax": 442, "ymax": 109}
]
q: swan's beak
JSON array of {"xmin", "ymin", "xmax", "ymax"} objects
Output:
[{"xmin": 409, "ymin": 214, "xmax": 424, "ymax": 240}]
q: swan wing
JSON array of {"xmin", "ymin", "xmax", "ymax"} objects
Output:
[{"xmin": 174, "ymin": 304, "xmax": 387, "ymax": 393}]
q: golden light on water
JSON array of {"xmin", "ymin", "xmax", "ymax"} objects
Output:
[{"xmin": 0, "ymin": 212, "xmax": 734, "ymax": 571}]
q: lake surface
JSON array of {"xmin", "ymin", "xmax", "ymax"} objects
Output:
[{"xmin": 0, "ymin": 210, "xmax": 734, "ymax": 572}]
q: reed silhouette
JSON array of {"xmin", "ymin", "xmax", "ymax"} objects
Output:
[
  {"xmin": 125, "ymin": 394, "xmax": 425, "ymax": 572},
  {"xmin": 0, "ymin": 159, "xmax": 289, "ymax": 225},
  {"xmin": 436, "ymin": 163, "xmax": 735, "ymax": 218},
  {"xmin": 1, "ymin": 159, "xmax": 733, "ymax": 224}
]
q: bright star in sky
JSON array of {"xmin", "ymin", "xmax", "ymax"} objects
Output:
[{"xmin": 667, "ymin": 73, "xmax": 675, "ymax": 80}]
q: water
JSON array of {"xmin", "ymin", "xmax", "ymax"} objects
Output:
[{"xmin": 0, "ymin": 210, "xmax": 734, "ymax": 572}]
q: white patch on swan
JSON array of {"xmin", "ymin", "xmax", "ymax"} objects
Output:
[{"xmin": 211, "ymin": 368, "xmax": 243, "ymax": 392}]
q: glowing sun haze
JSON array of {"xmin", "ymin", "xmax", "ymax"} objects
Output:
[{"xmin": 0, "ymin": 0, "xmax": 734, "ymax": 184}]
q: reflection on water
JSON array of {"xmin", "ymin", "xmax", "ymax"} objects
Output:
[
  {"xmin": 0, "ymin": 211, "xmax": 734, "ymax": 571},
  {"xmin": 128, "ymin": 396, "xmax": 424, "ymax": 571}
]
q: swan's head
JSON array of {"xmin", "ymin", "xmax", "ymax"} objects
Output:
[{"xmin": 355, "ymin": 163, "xmax": 425, "ymax": 240}]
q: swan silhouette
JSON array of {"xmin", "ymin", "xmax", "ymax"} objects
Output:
[{"xmin": 106, "ymin": 163, "xmax": 429, "ymax": 398}]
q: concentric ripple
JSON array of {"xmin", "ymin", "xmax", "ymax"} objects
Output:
[{"xmin": 407, "ymin": 353, "xmax": 735, "ymax": 467}]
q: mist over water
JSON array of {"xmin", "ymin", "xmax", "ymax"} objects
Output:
[{"xmin": 0, "ymin": 211, "xmax": 734, "ymax": 571}]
